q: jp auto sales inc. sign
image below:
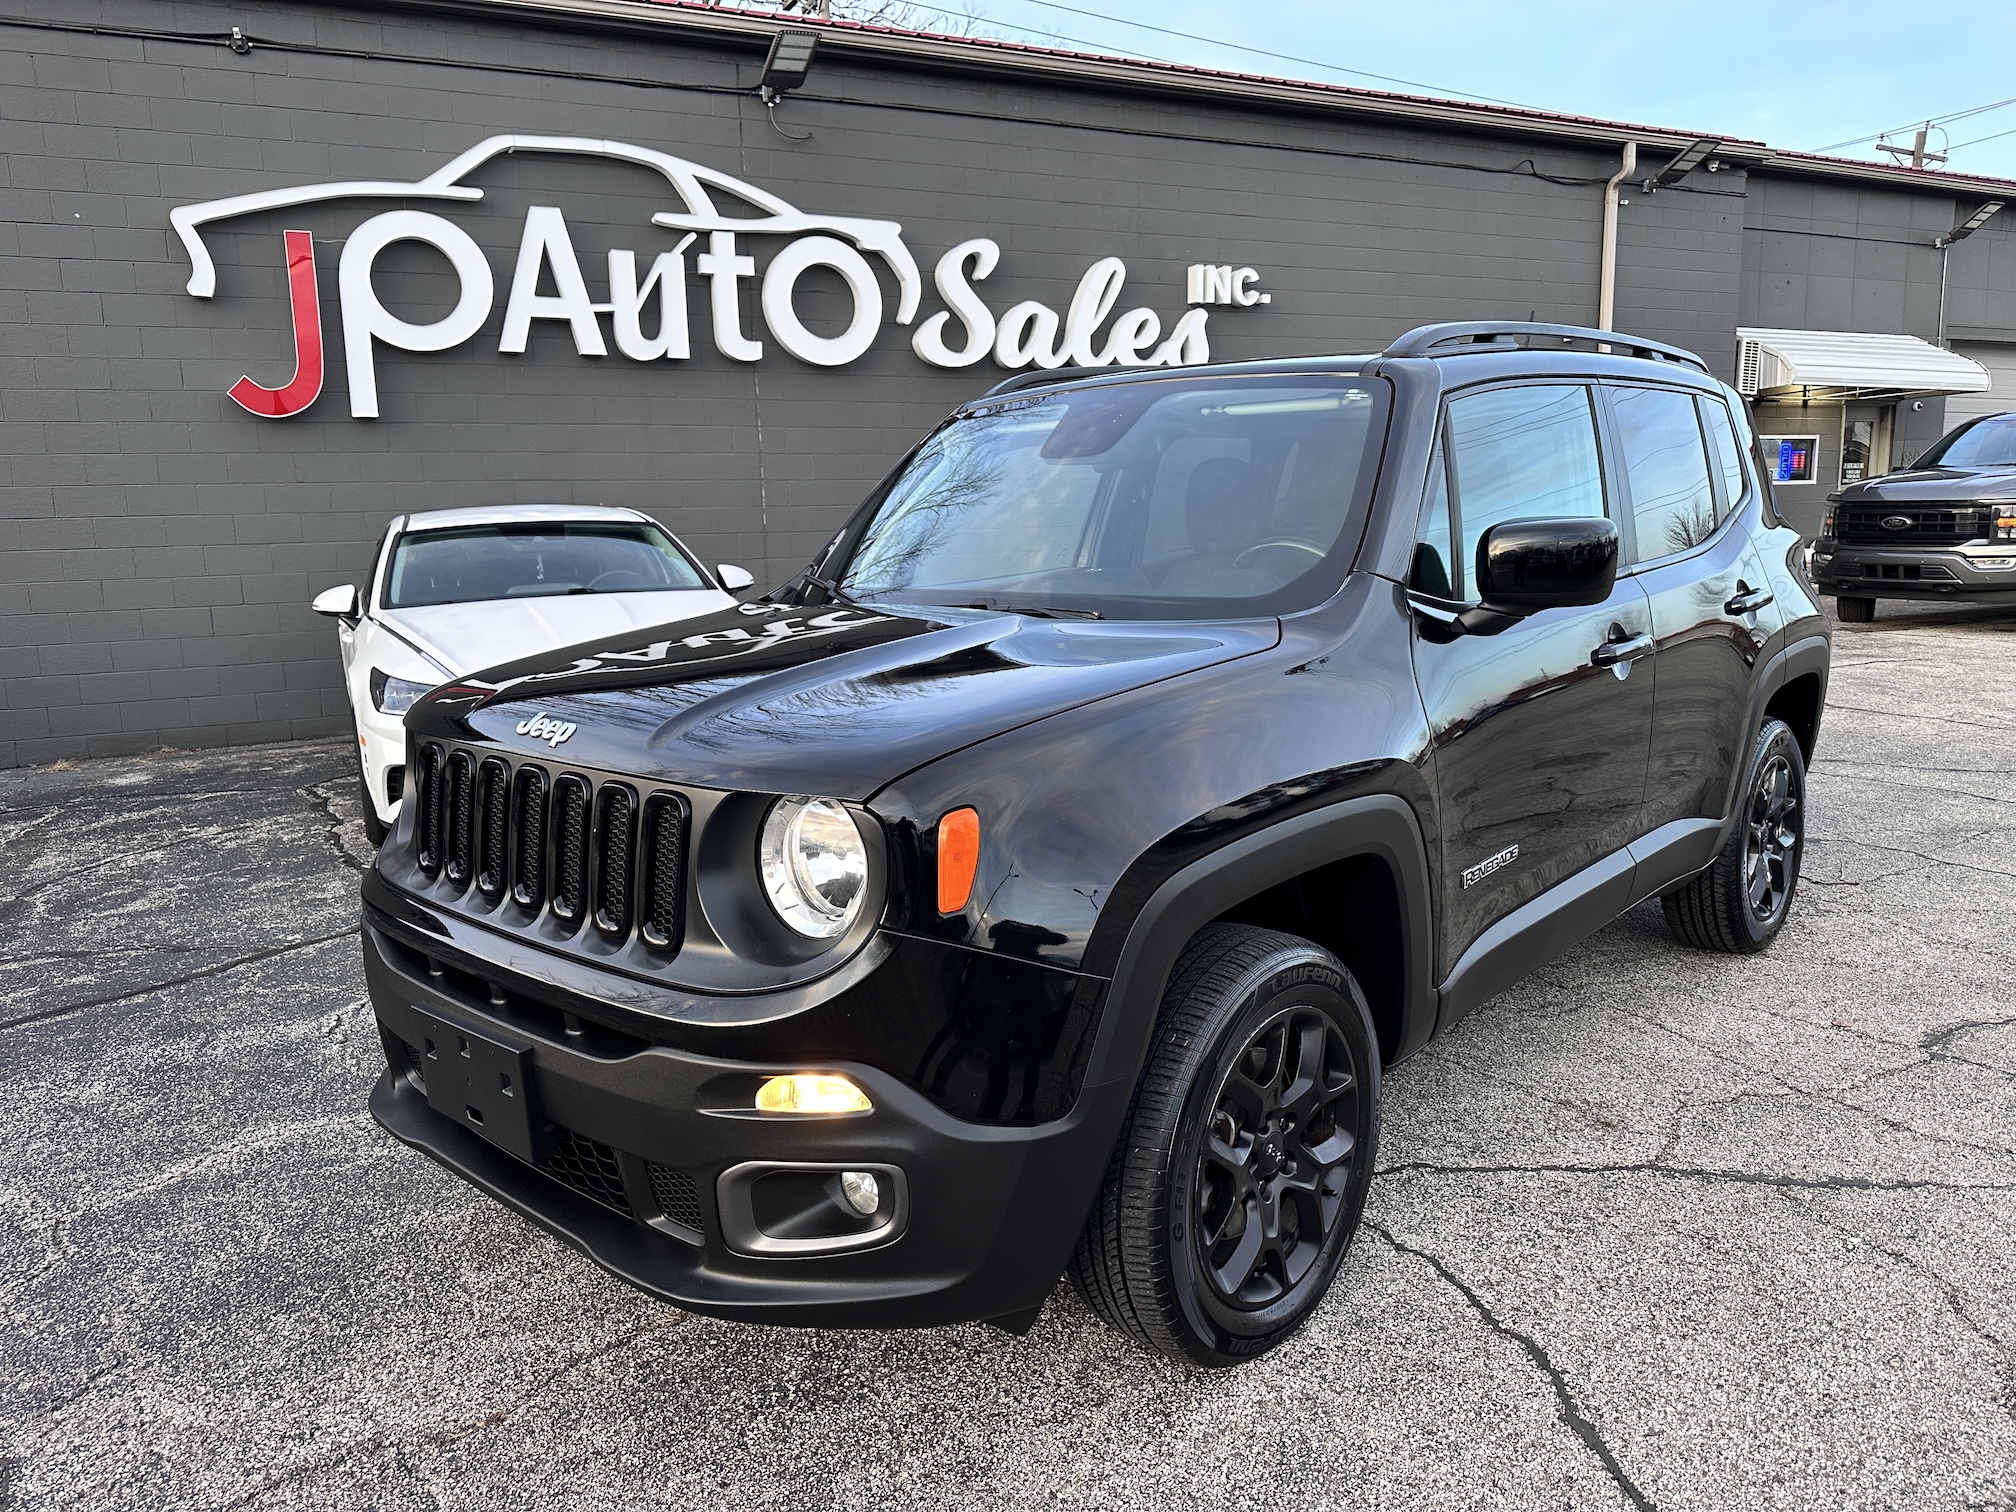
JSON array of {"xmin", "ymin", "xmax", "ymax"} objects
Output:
[{"xmin": 171, "ymin": 134, "xmax": 1264, "ymax": 420}]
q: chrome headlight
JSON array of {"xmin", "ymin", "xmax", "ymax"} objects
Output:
[
  {"xmin": 759, "ymin": 797, "xmax": 869, "ymax": 939},
  {"xmin": 370, "ymin": 668, "xmax": 433, "ymax": 716}
]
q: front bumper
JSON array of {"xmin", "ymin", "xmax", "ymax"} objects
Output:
[
  {"xmin": 363, "ymin": 922, "xmax": 1128, "ymax": 1329},
  {"xmin": 1813, "ymin": 542, "xmax": 2016, "ymax": 599}
]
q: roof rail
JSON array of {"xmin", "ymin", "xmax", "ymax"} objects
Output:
[
  {"xmin": 982, "ymin": 365, "xmax": 1114, "ymax": 397},
  {"xmin": 1382, "ymin": 321, "xmax": 1710, "ymax": 374}
]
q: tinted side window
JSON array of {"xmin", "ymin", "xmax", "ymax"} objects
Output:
[
  {"xmin": 1697, "ymin": 396, "xmax": 1749, "ymax": 521},
  {"xmin": 1610, "ymin": 385, "xmax": 1715, "ymax": 559},
  {"xmin": 1446, "ymin": 384, "xmax": 1607, "ymax": 589},
  {"xmin": 1410, "ymin": 436, "xmax": 1457, "ymax": 599}
]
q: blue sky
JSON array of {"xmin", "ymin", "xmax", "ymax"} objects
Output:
[{"xmin": 912, "ymin": 0, "xmax": 2016, "ymax": 184}]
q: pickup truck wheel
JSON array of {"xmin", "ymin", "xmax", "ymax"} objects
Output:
[
  {"xmin": 1662, "ymin": 717, "xmax": 1805, "ymax": 953},
  {"xmin": 1069, "ymin": 923, "xmax": 1380, "ymax": 1367},
  {"xmin": 1835, "ymin": 595, "xmax": 1876, "ymax": 623}
]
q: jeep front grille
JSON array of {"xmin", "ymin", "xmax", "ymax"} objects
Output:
[
  {"xmin": 409, "ymin": 741, "xmax": 691, "ymax": 960},
  {"xmin": 1835, "ymin": 504, "xmax": 1986, "ymax": 545}
]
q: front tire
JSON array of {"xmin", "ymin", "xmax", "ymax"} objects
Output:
[
  {"xmin": 1069, "ymin": 924, "xmax": 1381, "ymax": 1367},
  {"xmin": 1835, "ymin": 595, "xmax": 1876, "ymax": 623},
  {"xmin": 1662, "ymin": 717, "xmax": 1806, "ymax": 953}
]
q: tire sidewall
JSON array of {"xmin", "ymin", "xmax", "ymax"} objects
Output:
[
  {"xmin": 1734, "ymin": 719, "xmax": 1805, "ymax": 946},
  {"xmin": 1162, "ymin": 946, "xmax": 1381, "ymax": 1362}
]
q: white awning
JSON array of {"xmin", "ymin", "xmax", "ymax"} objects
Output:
[{"xmin": 1736, "ymin": 328, "xmax": 1992, "ymax": 401}]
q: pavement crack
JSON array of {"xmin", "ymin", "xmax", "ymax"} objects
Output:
[
  {"xmin": 429, "ymin": 1314, "xmax": 684, "ymax": 1447},
  {"xmin": 1377, "ymin": 1159, "xmax": 2016, "ymax": 1193},
  {"xmin": 299, "ymin": 780, "xmax": 370, "ymax": 875},
  {"xmin": 0, "ymin": 928, "xmax": 360, "ymax": 1034},
  {"xmin": 1369, "ymin": 1221, "xmax": 1656, "ymax": 1511}
]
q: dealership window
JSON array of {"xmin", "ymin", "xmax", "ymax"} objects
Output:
[
  {"xmin": 1443, "ymin": 384, "xmax": 1607, "ymax": 597},
  {"xmin": 1610, "ymin": 385, "xmax": 1717, "ymax": 559}
]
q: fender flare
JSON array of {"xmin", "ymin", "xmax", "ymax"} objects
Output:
[
  {"xmin": 1718, "ymin": 632, "xmax": 1830, "ymax": 843},
  {"xmin": 1079, "ymin": 795, "xmax": 1436, "ymax": 1100}
]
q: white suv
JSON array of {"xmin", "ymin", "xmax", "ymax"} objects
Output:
[{"xmin": 312, "ymin": 503, "xmax": 748, "ymax": 842}]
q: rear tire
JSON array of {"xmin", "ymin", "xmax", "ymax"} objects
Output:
[
  {"xmin": 1662, "ymin": 717, "xmax": 1805, "ymax": 954},
  {"xmin": 1835, "ymin": 595, "xmax": 1876, "ymax": 623},
  {"xmin": 1069, "ymin": 923, "xmax": 1381, "ymax": 1367}
]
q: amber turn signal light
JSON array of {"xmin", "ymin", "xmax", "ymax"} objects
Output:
[
  {"xmin": 754, "ymin": 1074, "xmax": 873, "ymax": 1115},
  {"xmin": 937, "ymin": 807, "xmax": 980, "ymax": 913}
]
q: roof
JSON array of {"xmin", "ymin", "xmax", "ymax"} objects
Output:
[
  {"xmin": 431, "ymin": 0, "xmax": 2016, "ymax": 200},
  {"xmin": 1736, "ymin": 329, "xmax": 1993, "ymax": 400},
  {"xmin": 402, "ymin": 503, "xmax": 654, "ymax": 531}
]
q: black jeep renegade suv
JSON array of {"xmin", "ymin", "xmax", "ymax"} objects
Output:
[{"xmin": 364, "ymin": 321, "xmax": 1829, "ymax": 1366}]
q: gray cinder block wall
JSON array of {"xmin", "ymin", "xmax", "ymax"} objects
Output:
[{"xmin": 0, "ymin": 0, "xmax": 2004, "ymax": 768}]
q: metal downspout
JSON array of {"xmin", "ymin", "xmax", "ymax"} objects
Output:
[{"xmin": 1598, "ymin": 141, "xmax": 1637, "ymax": 331}]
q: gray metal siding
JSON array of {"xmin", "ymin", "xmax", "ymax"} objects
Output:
[{"xmin": 0, "ymin": 0, "xmax": 2000, "ymax": 766}]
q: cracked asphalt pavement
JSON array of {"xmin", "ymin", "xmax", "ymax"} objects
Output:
[{"xmin": 4, "ymin": 600, "xmax": 2016, "ymax": 1511}]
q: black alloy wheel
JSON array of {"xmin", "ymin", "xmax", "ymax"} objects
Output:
[
  {"xmin": 1070, "ymin": 924, "xmax": 1381, "ymax": 1367},
  {"xmin": 1663, "ymin": 717, "xmax": 1806, "ymax": 953},
  {"xmin": 1193, "ymin": 1006, "xmax": 1359, "ymax": 1309}
]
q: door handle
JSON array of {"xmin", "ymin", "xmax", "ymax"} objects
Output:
[
  {"xmin": 1589, "ymin": 630, "xmax": 1654, "ymax": 667},
  {"xmin": 1725, "ymin": 582, "xmax": 1774, "ymax": 616}
]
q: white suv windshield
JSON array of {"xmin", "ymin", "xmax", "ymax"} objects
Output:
[
  {"xmin": 826, "ymin": 375, "xmax": 1387, "ymax": 620},
  {"xmin": 384, "ymin": 522, "xmax": 710, "ymax": 609}
]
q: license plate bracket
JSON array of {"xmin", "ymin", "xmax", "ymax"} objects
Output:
[{"xmin": 414, "ymin": 1008, "xmax": 547, "ymax": 1164}]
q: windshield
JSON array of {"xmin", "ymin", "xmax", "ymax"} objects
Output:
[
  {"xmin": 822, "ymin": 375, "xmax": 1388, "ymax": 620},
  {"xmin": 1911, "ymin": 413, "xmax": 2016, "ymax": 470},
  {"xmin": 383, "ymin": 521, "xmax": 710, "ymax": 609}
]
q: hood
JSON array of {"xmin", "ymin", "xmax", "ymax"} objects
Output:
[
  {"xmin": 379, "ymin": 588, "xmax": 736, "ymax": 675},
  {"xmin": 1835, "ymin": 466, "xmax": 2016, "ymax": 504},
  {"xmin": 411, "ymin": 600, "xmax": 1280, "ymax": 798}
]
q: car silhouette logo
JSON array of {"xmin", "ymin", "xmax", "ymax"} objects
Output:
[{"xmin": 1880, "ymin": 515, "xmax": 1913, "ymax": 530}]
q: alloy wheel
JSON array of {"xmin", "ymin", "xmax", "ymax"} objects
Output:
[
  {"xmin": 1744, "ymin": 751, "xmax": 1801, "ymax": 923},
  {"xmin": 1192, "ymin": 1005, "xmax": 1359, "ymax": 1309}
]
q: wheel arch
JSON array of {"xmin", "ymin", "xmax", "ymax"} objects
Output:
[{"xmin": 1080, "ymin": 796, "xmax": 1436, "ymax": 1103}]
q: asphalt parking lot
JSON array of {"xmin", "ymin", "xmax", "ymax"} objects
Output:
[{"xmin": 4, "ymin": 601, "xmax": 2016, "ymax": 1512}]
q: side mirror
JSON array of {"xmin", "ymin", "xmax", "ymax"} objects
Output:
[
  {"xmin": 1424, "ymin": 518, "xmax": 1617, "ymax": 637},
  {"xmin": 717, "ymin": 564, "xmax": 756, "ymax": 592},
  {"xmin": 312, "ymin": 584, "xmax": 359, "ymax": 620}
]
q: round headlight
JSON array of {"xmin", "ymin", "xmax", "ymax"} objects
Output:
[{"xmin": 759, "ymin": 797, "xmax": 869, "ymax": 939}]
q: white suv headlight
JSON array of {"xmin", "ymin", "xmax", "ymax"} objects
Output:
[
  {"xmin": 370, "ymin": 669, "xmax": 433, "ymax": 715},
  {"xmin": 759, "ymin": 797, "xmax": 869, "ymax": 939}
]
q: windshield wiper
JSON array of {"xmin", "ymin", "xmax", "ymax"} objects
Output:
[{"xmin": 952, "ymin": 599, "xmax": 1103, "ymax": 620}]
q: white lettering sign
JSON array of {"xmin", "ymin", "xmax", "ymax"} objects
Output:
[{"xmin": 172, "ymin": 135, "xmax": 1261, "ymax": 419}]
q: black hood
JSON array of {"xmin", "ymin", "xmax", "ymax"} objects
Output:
[
  {"xmin": 1835, "ymin": 464, "xmax": 2016, "ymax": 504},
  {"xmin": 408, "ymin": 600, "xmax": 1279, "ymax": 799}
]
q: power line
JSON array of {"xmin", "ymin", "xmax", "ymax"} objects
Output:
[
  {"xmin": 1813, "ymin": 94, "xmax": 2016, "ymax": 153},
  {"xmin": 999, "ymin": 0, "xmax": 1539, "ymax": 110}
]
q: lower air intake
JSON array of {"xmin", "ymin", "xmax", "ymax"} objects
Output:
[
  {"xmin": 647, "ymin": 1163, "xmax": 704, "ymax": 1235},
  {"xmin": 537, "ymin": 1128, "xmax": 631, "ymax": 1215}
]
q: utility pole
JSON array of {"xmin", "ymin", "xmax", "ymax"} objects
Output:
[{"xmin": 1877, "ymin": 122, "xmax": 1948, "ymax": 170}]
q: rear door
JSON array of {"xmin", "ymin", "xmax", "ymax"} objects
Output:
[
  {"xmin": 1602, "ymin": 385, "xmax": 1769, "ymax": 856},
  {"xmin": 1409, "ymin": 381, "xmax": 1654, "ymax": 973}
]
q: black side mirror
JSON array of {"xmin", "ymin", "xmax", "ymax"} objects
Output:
[{"xmin": 1423, "ymin": 517, "xmax": 1618, "ymax": 637}]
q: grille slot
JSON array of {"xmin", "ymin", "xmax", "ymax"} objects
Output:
[
  {"xmin": 1836, "ymin": 505, "xmax": 1985, "ymax": 545},
  {"xmin": 551, "ymin": 775, "xmax": 591, "ymax": 925},
  {"xmin": 511, "ymin": 765, "xmax": 548, "ymax": 910},
  {"xmin": 538, "ymin": 1128, "xmax": 631, "ymax": 1214},
  {"xmin": 647, "ymin": 1163, "xmax": 703, "ymax": 1235},
  {"xmin": 444, "ymin": 751, "xmax": 476, "ymax": 887},
  {"xmin": 415, "ymin": 743, "xmax": 445, "ymax": 876},
  {"xmin": 476, "ymin": 759, "xmax": 510, "ymax": 899},
  {"xmin": 640, "ymin": 794, "xmax": 691, "ymax": 954},
  {"xmin": 593, "ymin": 784, "xmax": 638, "ymax": 940}
]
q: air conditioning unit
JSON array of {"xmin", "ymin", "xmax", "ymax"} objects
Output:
[{"xmin": 1736, "ymin": 337, "xmax": 1762, "ymax": 397}]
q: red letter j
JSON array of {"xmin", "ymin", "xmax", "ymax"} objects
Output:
[{"xmin": 229, "ymin": 229, "xmax": 324, "ymax": 418}]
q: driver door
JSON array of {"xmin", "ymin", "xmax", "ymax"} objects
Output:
[{"xmin": 1409, "ymin": 382, "xmax": 1654, "ymax": 982}]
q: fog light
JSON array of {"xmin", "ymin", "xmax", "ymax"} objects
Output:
[
  {"xmin": 838, "ymin": 1170, "xmax": 881, "ymax": 1216},
  {"xmin": 754, "ymin": 1073, "xmax": 872, "ymax": 1115}
]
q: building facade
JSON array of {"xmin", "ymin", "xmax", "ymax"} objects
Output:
[{"xmin": 3, "ymin": 0, "xmax": 2014, "ymax": 767}]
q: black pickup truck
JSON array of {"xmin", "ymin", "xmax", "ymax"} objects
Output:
[{"xmin": 362, "ymin": 321, "xmax": 1829, "ymax": 1366}]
